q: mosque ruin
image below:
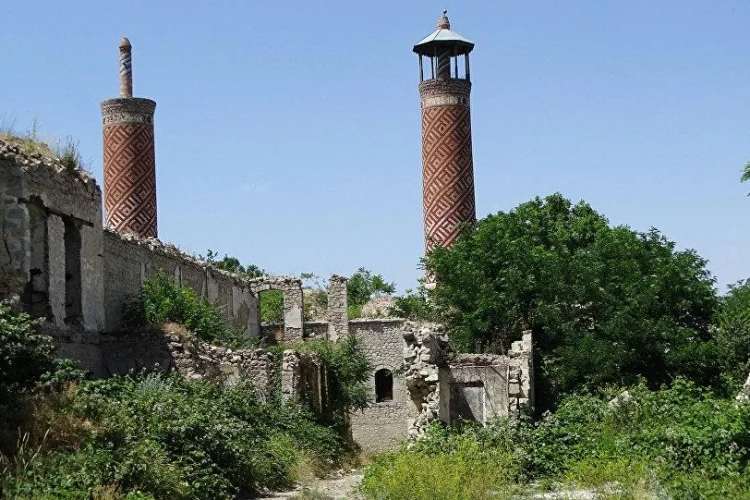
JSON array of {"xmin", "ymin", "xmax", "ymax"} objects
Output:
[{"xmin": 0, "ymin": 12, "xmax": 534, "ymax": 451}]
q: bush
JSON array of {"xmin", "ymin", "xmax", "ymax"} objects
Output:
[
  {"xmin": 0, "ymin": 300, "xmax": 54, "ymax": 404},
  {"xmin": 361, "ymin": 380, "xmax": 750, "ymax": 499},
  {"xmin": 361, "ymin": 432, "xmax": 519, "ymax": 500},
  {"xmin": 122, "ymin": 270, "xmax": 243, "ymax": 346},
  {"xmin": 294, "ymin": 335, "xmax": 372, "ymax": 432},
  {"xmin": 4, "ymin": 372, "xmax": 344, "ymax": 499}
]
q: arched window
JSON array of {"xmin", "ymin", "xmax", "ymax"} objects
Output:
[{"xmin": 375, "ymin": 369, "xmax": 393, "ymax": 403}]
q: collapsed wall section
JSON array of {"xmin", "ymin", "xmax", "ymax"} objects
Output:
[{"xmin": 100, "ymin": 325, "xmax": 274, "ymax": 397}]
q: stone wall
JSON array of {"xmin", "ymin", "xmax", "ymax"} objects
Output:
[
  {"xmin": 102, "ymin": 230, "xmax": 259, "ymax": 335},
  {"xmin": 403, "ymin": 323, "xmax": 535, "ymax": 439},
  {"xmin": 1, "ymin": 139, "xmax": 105, "ymax": 374},
  {"xmin": 100, "ymin": 324, "xmax": 274, "ymax": 397},
  {"xmin": 327, "ymin": 275, "xmax": 348, "ymax": 342},
  {"xmin": 349, "ymin": 318, "xmax": 412, "ymax": 452}
]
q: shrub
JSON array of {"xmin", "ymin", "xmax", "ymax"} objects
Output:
[
  {"xmin": 122, "ymin": 270, "xmax": 242, "ymax": 346},
  {"xmin": 361, "ymin": 433, "xmax": 519, "ymax": 500},
  {"xmin": 361, "ymin": 380, "xmax": 750, "ymax": 499},
  {"xmin": 4, "ymin": 372, "xmax": 344, "ymax": 499},
  {"xmin": 294, "ymin": 335, "xmax": 372, "ymax": 432},
  {"xmin": 0, "ymin": 300, "xmax": 54, "ymax": 404}
]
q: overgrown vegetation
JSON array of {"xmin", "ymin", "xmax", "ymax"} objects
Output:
[
  {"xmin": 362, "ymin": 379, "xmax": 750, "ymax": 499},
  {"xmin": 0, "ymin": 117, "xmax": 87, "ymax": 172},
  {"xmin": 0, "ymin": 293, "xmax": 359, "ymax": 498},
  {"xmin": 122, "ymin": 270, "xmax": 245, "ymax": 347},
  {"xmin": 292, "ymin": 335, "xmax": 372, "ymax": 432},
  {"xmin": 346, "ymin": 268, "xmax": 395, "ymax": 319},
  {"xmin": 1, "ymin": 372, "xmax": 344, "ymax": 499}
]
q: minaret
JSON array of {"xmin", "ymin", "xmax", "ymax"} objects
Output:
[
  {"xmin": 100, "ymin": 38, "xmax": 158, "ymax": 238},
  {"xmin": 414, "ymin": 11, "xmax": 476, "ymax": 279}
]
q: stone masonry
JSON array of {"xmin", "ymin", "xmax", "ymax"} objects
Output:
[
  {"xmin": 101, "ymin": 38, "xmax": 158, "ymax": 238},
  {"xmin": 415, "ymin": 13, "xmax": 476, "ymax": 261}
]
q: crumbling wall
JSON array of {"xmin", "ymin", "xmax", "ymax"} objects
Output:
[
  {"xmin": 0, "ymin": 139, "xmax": 104, "ymax": 374},
  {"xmin": 100, "ymin": 325, "xmax": 274, "ymax": 397},
  {"xmin": 403, "ymin": 324, "xmax": 535, "ymax": 437},
  {"xmin": 248, "ymin": 277, "xmax": 304, "ymax": 341},
  {"xmin": 440, "ymin": 354, "xmax": 509, "ymax": 425},
  {"xmin": 402, "ymin": 322, "xmax": 450, "ymax": 438},
  {"xmin": 102, "ymin": 230, "xmax": 262, "ymax": 336},
  {"xmin": 349, "ymin": 318, "xmax": 412, "ymax": 451}
]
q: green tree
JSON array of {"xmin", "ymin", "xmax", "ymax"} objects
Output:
[
  {"xmin": 425, "ymin": 194, "xmax": 719, "ymax": 408},
  {"xmin": 347, "ymin": 268, "xmax": 395, "ymax": 318},
  {"xmin": 743, "ymin": 162, "xmax": 750, "ymax": 195},
  {"xmin": 715, "ymin": 279, "xmax": 750, "ymax": 386}
]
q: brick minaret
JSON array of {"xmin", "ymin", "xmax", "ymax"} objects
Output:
[
  {"xmin": 414, "ymin": 11, "xmax": 476, "ymax": 277},
  {"xmin": 100, "ymin": 38, "xmax": 158, "ymax": 238}
]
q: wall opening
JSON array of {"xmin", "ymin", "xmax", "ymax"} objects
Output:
[
  {"xmin": 258, "ymin": 288, "xmax": 284, "ymax": 341},
  {"xmin": 22, "ymin": 199, "xmax": 50, "ymax": 319},
  {"xmin": 449, "ymin": 381, "xmax": 485, "ymax": 425},
  {"xmin": 375, "ymin": 368, "xmax": 394, "ymax": 403},
  {"xmin": 63, "ymin": 217, "xmax": 82, "ymax": 325}
]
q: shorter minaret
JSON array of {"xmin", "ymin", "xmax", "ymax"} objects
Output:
[{"xmin": 100, "ymin": 38, "xmax": 158, "ymax": 238}]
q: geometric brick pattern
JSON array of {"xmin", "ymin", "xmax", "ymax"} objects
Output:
[
  {"xmin": 103, "ymin": 122, "xmax": 157, "ymax": 238},
  {"xmin": 421, "ymin": 96, "xmax": 476, "ymax": 253}
]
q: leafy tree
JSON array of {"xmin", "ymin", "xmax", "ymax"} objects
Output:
[
  {"xmin": 347, "ymin": 268, "xmax": 396, "ymax": 318},
  {"xmin": 425, "ymin": 194, "xmax": 719, "ymax": 408},
  {"xmin": 715, "ymin": 279, "xmax": 750, "ymax": 386},
  {"xmin": 389, "ymin": 279, "xmax": 438, "ymax": 321},
  {"xmin": 743, "ymin": 162, "xmax": 750, "ymax": 195}
]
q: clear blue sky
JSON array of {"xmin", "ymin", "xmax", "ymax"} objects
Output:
[{"xmin": 2, "ymin": 1, "xmax": 748, "ymax": 293}]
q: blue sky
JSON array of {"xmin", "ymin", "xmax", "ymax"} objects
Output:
[{"xmin": 2, "ymin": 1, "xmax": 748, "ymax": 292}]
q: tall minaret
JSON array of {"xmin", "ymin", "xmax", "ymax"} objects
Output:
[
  {"xmin": 414, "ymin": 11, "xmax": 476, "ymax": 280},
  {"xmin": 100, "ymin": 38, "xmax": 158, "ymax": 238}
]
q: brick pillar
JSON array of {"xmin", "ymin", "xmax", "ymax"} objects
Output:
[
  {"xmin": 420, "ymin": 78, "xmax": 476, "ymax": 259},
  {"xmin": 100, "ymin": 38, "xmax": 158, "ymax": 238},
  {"xmin": 327, "ymin": 275, "xmax": 349, "ymax": 342}
]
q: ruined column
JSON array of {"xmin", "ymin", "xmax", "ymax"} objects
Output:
[
  {"xmin": 100, "ymin": 38, "xmax": 158, "ymax": 238},
  {"xmin": 327, "ymin": 275, "xmax": 349, "ymax": 342}
]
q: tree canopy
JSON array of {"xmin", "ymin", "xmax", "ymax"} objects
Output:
[{"xmin": 425, "ymin": 194, "xmax": 720, "ymax": 407}]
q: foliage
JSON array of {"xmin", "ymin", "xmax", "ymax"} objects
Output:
[
  {"xmin": 362, "ymin": 380, "xmax": 750, "ymax": 499},
  {"xmin": 260, "ymin": 289, "xmax": 285, "ymax": 324},
  {"xmin": 388, "ymin": 279, "xmax": 438, "ymax": 321},
  {"xmin": 0, "ymin": 300, "xmax": 83, "ymax": 405},
  {"xmin": 361, "ymin": 434, "xmax": 519, "ymax": 500},
  {"xmin": 715, "ymin": 279, "xmax": 750, "ymax": 386},
  {"xmin": 1, "ymin": 373, "xmax": 344, "ymax": 499},
  {"xmin": 202, "ymin": 249, "xmax": 265, "ymax": 278},
  {"xmin": 347, "ymin": 268, "xmax": 395, "ymax": 319},
  {"xmin": 295, "ymin": 335, "xmax": 372, "ymax": 431},
  {"xmin": 425, "ymin": 194, "xmax": 719, "ymax": 408},
  {"xmin": 0, "ymin": 300, "xmax": 54, "ymax": 404},
  {"xmin": 743, "ymin": 162, "xmax": 750, "ymax": 194},
  {"xmin": 122, "ymin": 270, "xmax": 243, "ymax": 347},
  {"xmin": 0, "ymin": 118, "xmax": 87, "ymax": 171}
]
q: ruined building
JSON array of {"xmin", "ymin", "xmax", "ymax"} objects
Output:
[{"xmin": 0, "ymin": 13, "xmax": 533, "ymax": 452}]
